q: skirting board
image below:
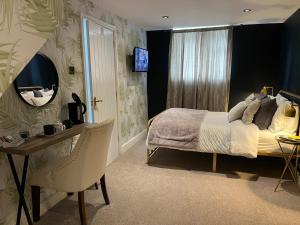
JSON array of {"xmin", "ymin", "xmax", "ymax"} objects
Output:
[{"xmin": 121, "ymin": 129, "xmax": 147, "ymax": 154}]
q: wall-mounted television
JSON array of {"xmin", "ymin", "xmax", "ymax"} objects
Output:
[{"xmin": 133, "ymin": 47, "xmax": 148, "ymax": 72}]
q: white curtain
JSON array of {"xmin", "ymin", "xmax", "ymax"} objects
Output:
[{"xmin": 167, "ymin": 28, "xmax": 232, "ymax": 112}]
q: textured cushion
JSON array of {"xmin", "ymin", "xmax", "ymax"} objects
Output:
[
  {"xmin": 245, "ymin": 93, "xmax": 255, "ymax": 102},
  {"xmin": 254, "ymin": 93, "xmax": 267, "ymax": 100},
  {"xmin": 242, "ymin": 99, "xmax": 261, "ymax": 124},
  {"xmin": 269, "ymin": 101, "xmax": 299, "ymax": 134},
  {"xmin": 254, "ymin": 99, "xmax": 277, "ymax": 130},
  {"xmin": 245, "ymin": 93, "xmax": 267, "ymax": 104},
  {"xmin": 228, "ymin": 101, "xmax": 248, "ymax": 122}
]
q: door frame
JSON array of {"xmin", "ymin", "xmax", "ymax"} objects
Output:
[{"xmin": 81, "ymin": 14, "xmax": 121, "ymax": 158}]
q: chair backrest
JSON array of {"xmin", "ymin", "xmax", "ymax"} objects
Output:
[{"xmin": 52, "ymin": 119, "xmax": 114, "ymax": 192}]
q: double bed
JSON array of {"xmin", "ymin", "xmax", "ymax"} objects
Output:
[{"xmin": 146, "ymin": 90, "xmax": 300, "ymax": 172}]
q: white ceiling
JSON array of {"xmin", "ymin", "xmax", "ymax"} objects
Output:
[{"xmin": 94, "ymin": 0, "xmax": 300, "ymax": 30}]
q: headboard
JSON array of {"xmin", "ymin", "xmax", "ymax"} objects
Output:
[
  {"xmin": 279, "ymin": 90, "xmax": 300, "ymax": 105},
  {"xmin": 18, "ymin": 86, "xmax": 44, "ymax": 92}
]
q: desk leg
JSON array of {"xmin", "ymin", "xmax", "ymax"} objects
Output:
[{"xmin": 7, "ymin": 154, "xmax": 33, "ymax": 225}]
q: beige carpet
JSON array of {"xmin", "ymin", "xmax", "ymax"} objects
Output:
[{"xmin": 37, "ymin": 139, "xmax": 300, "ymax": 225}]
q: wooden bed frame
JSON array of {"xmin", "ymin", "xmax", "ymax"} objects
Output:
[{"xmin": 146, "ymin": 90, "xmax": 300, "ymax": 172}]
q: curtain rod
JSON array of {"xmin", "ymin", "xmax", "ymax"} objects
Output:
[{"xmin": 172, "ymin": 25, "xmax": 234, "ymax": 33}]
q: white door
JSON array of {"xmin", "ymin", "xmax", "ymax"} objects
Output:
[{"xmin": 82, "ymin": 16, "xmax": 119, "ymax": 164}]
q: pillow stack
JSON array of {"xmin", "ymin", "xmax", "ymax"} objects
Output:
[
  {"xmin": 228, "ymin": 93, "xmax": 266, "ymax": 123},
  {"xmin": 229, "ymin": 92, "xmax": 299, "ymax": 134}
]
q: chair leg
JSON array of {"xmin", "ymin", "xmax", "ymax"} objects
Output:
[
  {"xmin": 100, "ymin": 175, "xmax": 110, "ymax": 205},
  {"xmin": 31, "ymin": 186, "xmax": 40, "ymax": 222},
  {"xmin": 78, "ymin": 191, "xmax": 87, "ymax": 225}
]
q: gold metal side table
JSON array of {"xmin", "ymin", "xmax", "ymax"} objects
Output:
[{"xmin": 275, "ymin": 136, "xmax": 300, "ymax": 192}]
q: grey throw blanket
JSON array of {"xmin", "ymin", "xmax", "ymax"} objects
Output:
[{"xmin": 147, "ymin": 108, "xmax": 207, "ymax": 150}]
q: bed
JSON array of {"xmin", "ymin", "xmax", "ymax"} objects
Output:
[
  {"xmin": 146, "ymin": 90, "xmax": 300, "ymax": 172},
  {"xmin": 19, "ymin": 88, "xmax": 54, "ymax": 106}
]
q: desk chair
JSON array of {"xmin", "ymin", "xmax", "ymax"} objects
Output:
[{"xmin": 30, "ymin": 120, "xmax": 114, "ymax": 225}]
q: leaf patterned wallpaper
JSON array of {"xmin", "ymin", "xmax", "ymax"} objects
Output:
[
  {"xmin": 0, "ymin": 0, "xmax": 64, "ymax": 97},
  {"xmin": 0, "ymin": 0, "xmax": 148, "ymax": 224}
]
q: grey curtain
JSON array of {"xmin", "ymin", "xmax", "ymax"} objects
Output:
[{"xmin": 167, "ymin": 28, "xmax": 233, "ymax": 112}]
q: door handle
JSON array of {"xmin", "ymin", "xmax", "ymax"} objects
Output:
[{"xmin": 92, "ymin": 97, "xmax": 103, "ymax": 109}]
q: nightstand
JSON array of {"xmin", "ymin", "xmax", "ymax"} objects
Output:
[{"xmin": 275, "ymin": 136, "xmax": 300, "ymax": 192}]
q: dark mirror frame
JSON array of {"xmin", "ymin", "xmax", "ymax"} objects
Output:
[{"xmin": 13, "ymin": 53, "xmax": 59, "ymax": 108}]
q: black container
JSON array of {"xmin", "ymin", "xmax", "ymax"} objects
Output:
[
  {"xmin": 43, "ymin": 125, "xmax": 56, "ymax": 135},
  {"xmin": 68, "ymin": 93, "xmax": 86, "ymax": 124},
  {"xmin": 63, "ymin": 120, "xmax": 74, "ymax": 129}
]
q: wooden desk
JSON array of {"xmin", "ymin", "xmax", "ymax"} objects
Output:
[{"xmin": 0, "ymin": 124, "xmax": 84, "ymax": 225}]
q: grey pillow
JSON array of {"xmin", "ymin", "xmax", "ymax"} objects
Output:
[
  {"xmin": 254, "ymin": 99, "xmax": 277, "ymax": 130},
  {"xmin": 33, "ymin": 90, "xmax": 43, "ymax": 97},
  {"xmin": 228, "ymin": 101, "xmax": 248, "ymax": 122},
  {"xmin": 254, "ymin": 93, "xmax": 267, "ymax": 101},
  {"xmin": 242, "ymin": 99, "xmax": 261, "ymax": 124}
]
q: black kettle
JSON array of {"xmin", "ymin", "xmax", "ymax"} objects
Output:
[{"xmin": 68, "ymin": 93, "xmax": 87, "ymax": 124}]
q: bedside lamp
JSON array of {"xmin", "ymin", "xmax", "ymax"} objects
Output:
[
  {"xmin": 260, "ymin": 86, "xmax": 274, "ymax": 96},
  {"xmin": 285, "ymin": 102, "xmax": 300, "ymax": 136},
  {"xmin": 285, "ymin": 103, "xmax": 296, "ymax": 118}
]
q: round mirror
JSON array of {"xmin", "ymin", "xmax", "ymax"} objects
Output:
[{"xmin": 14, "ymin": 53, "xmax": 59, "ymax": 107}]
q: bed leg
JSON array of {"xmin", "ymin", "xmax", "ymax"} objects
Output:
[{"xmin": 212, "ymin": 153, "xmax": 217, "ymax": 172}]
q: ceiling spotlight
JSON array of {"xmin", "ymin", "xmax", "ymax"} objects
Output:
[
  {"xmin": 243, "ymin": 9, "xmax": 253, "ymax": 13},
  {"xmin": 162, "ymin": 16, "xmax": 169, "ymax": 19}
]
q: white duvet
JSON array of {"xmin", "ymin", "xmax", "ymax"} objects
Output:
[{"xmin": 198, "ymin": 112, "xmax": 258, "ymax": 158}]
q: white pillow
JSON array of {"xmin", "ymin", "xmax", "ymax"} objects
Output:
[
  {"xmin": 26, "ymin": 91, "xmax": 34, "ymax": 98},
  {"xmin": 275, "ymin": 93, "xmax": 288, "ymax": 106},
  {"xmin": 268, "ymin": 95, "xmax": 275, "ymax": 100},
  {"xmin": 41, "ymin": 89, "xmax": 54, "ymax": 97},
  {"xmin": 242, "ymin": 99, "xmax": 261, "ymax": 124},
  {"xmin": 269, "ymin": 101, "xmax": 299, "ymax": 134},
  {"xmin": 228, "ymin": 101, "xmax": 248, "ymax": 122}
]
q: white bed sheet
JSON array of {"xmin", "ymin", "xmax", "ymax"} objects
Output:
[{"xmin": 257, "ymin": 130, "xmax": 292, "ymax": 154}]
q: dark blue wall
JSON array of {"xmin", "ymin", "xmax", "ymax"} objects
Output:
[
  {"xmin": 229, "ymin": 24, "xmax": 284, "ymax": 109},
  {"xmin": 282, "ymin": 9, "xmax": 300, "ymax": 95},
  {"xmin": 147, "ymin": 30, "xmax": 171, "ymax": 119},
  {"xmin": 15, "ymin": 54, "xmax": 58, "ymax": 89}
]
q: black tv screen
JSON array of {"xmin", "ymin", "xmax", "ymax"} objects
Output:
[{"xmin": 133, "ymin": 47, "xmax": 148, "ymax": 72}]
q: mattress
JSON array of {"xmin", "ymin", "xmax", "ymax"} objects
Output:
[{"xmin": 257, "ymin": 130, "xmax": 292, "ymax": 154}]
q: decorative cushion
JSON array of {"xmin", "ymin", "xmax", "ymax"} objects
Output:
[
  {"xmin": 254, "ymin": 99, "xmax": 277, "ymax": 130},
  {"xmin": 228, "ymin": 101, "xmax": 248, "ymax": 122},
  {"xmin": 254, "ymin": 93, "xmax": 267, "ymax": 100},
  {"xmin": 245, "ymin": 93, "xmax": 255, "ymax": 102},
  {"xmin": 33, "ymin": 90, "xmax": 43, "ymax": 97},
  {"xmin": 242, "ymin": 99, "xmax": 261, "ymax": 124},
  {"xmin": 245, "ymin": 93, "xmax": 267, "ymax": 104}
]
